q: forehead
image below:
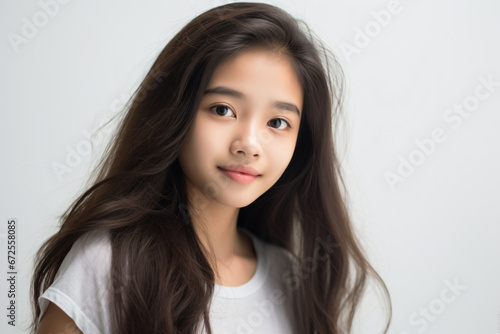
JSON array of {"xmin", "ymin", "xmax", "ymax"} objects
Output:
[{"xmin": 205, "ymin": 47, "xmax": 303, "ymax": 111}]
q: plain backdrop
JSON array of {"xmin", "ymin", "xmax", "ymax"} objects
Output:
[{"xmin": 1, "ymin": 0, "xmax": 499, "ymax": 333}]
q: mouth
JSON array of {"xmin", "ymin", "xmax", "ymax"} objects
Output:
[{"xmin": 217, "ymin": 167, "xmax": 261, "ymax": 184}]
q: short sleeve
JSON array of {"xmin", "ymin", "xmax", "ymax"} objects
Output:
[{"xmin": 38, "ymin": 230, "xmax": 115, "ymax": 334}]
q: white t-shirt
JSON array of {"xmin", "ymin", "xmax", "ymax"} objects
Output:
[{"xmin": 38, "ymin": 228, "xmax": 300, "ymax": 334}]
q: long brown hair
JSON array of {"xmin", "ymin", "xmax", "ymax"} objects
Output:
[{"xmin": 30, "ymin": 2, "xmax": 392, "ymax": 333}]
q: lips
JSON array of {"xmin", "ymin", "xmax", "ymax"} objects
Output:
[
  {"xmin": 217, "ymin": 166, "xmax": 260, "ymax": 184},
  {"xmin": 217, "ymin": 165, "xmax": 261, "ymax": 176}
]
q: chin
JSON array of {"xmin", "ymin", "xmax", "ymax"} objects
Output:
[{"xmin": 216, "ymin": 193, "xmax": 261, "ymax": 208}]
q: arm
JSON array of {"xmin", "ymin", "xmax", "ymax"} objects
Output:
[{"xmin": 36, "ymin": 302, "xmax": 83, "ymax": 334}]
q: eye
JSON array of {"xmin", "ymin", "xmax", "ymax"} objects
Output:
[
  {"xmin": 209, "ymin": 104, "xmax": 235, "ymax": 118},
  {"xmin": 268, "ymin": 118, "xmax": 291, "ymax": 130},
  {"xmin": 209, "ymin": 104, "xmax": 291, "ymax": 130}
]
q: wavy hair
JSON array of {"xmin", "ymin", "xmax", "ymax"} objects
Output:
[{"xmin": 30, "ymin": 2, "xmax": 392, "ymax": 333}]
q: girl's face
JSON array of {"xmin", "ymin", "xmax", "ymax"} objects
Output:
[{"xmin": 178, "ymin": 46, "xmax": 303, "ymax": 209}]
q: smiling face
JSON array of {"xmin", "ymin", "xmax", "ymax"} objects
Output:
[{"xmin": 178, "ymin": 46, "xmax": 303, "ymax": 210}]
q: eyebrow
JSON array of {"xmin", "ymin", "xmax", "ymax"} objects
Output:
[{"xmin": 203, "ymin": 86, "xmax": 301, "ymax": 117}]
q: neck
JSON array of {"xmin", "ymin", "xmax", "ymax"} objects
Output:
[{"xmin": 186, "ymin": 185, "xmax": 242, "ymax": 264}]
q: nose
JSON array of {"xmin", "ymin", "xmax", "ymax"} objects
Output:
[{"xmin": 230, "ymin": 123, "xmax": 263, "ymax": 158}]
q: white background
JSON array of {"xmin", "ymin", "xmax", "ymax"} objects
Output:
[{"xmin": 1, "ymin": 0, "xmax": 499, "ymax": 333}]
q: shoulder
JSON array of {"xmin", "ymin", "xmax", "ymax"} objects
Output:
[
  {"xmin": 262, "ymin": 240, "xmax": 298, "ymax": 280},
  {"xmin": 69, "ymin": 230, "xmax": 112, "ymax": 263},
  {"xmin": 38, "ymin": 230, "xmax": 114, "ymax": 333},
  {"xmin": 243, "ymin": 230, "xmax": 298, "ymax": 287},
  {"xmin": 54, "ymin": 230, "xmax": 112, "ymax": 283},
  {"xmin": 250, "ymin": 233, "xmax": 301, "ymax": 329}
]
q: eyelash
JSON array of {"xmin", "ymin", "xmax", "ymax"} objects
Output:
[{"xmin": 208, "ymin": 104, "xmax": 292, "ymax": 130}]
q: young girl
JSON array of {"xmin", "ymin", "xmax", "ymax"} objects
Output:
[{"xmin": 31, "ymin": 2, "xmax": 391, "ymax": 333}]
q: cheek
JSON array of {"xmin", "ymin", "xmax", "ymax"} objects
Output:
[
  {"xmin": 267, "ymin": 141, "xmax": 296, "ymax": 174},
  {"xmin": 186, "ymin": 120, "xmax": 224, "ymax": 165}
]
